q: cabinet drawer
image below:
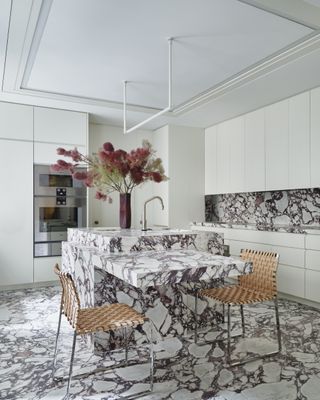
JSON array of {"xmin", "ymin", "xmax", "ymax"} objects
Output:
[
  {"xmin": 306, "ymin": 235, "xmax": 320, "ymax": 250},
  {"xmin": 226, "ymin": 229, "xmax": 304, "ymax": 248},
  {"xmin": 306, "ymin": 250, "xmax": 320, "ymax": 271},
  {"xmin": 305, "ymin": 270, "xmax": 320, "ymax": 302},
  {"xmin": 272, "ymin": 246, "xmax": 305, "ymax": 268},
  {"xmin": 34, "ymin": 257, "xmax": 60, "ymax": 282},
  {"xmin": 228, "ymin": 240, "xmax": 271, "ymax": 257},
  {"xmin": 277, "ymin": 264, "xmax": 305, "ymax": 298}
]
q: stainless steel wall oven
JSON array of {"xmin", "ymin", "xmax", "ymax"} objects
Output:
[{"xmin": 34, "ymin": 165, "xmax": 87, "ymax": 257}]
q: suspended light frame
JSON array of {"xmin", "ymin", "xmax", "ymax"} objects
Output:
[{"xmin": 123, "ymin": 37, "xmax": 173, "ymax": 134}]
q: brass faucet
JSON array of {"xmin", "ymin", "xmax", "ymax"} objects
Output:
[{"xmin": 142, "ymin": 196, "xmax": 164, "ymax": 231}]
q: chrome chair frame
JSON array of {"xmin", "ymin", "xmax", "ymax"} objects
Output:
[
  {"xmin": 194, "ymin": 251, "xmax": 282, "ymax": 367},
  {"xmin": 52, "ymin": 269, "xmax": 154, "ymax": 399}
]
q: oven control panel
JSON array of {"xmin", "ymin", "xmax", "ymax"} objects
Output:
[{"xmin": 56, "ymin": 188, "xmax": 67, "ymax": 205}]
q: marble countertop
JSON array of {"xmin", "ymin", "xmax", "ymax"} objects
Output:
[
  {"xmin": 191, "ymin": 222, "xmax": 320, "ymax": 234},
  {"xmin": 67, "ymin": 227, "xmax": 224, "ymax": 254},
  {"xmin": 93, "ymin": 248, "xmax": 252, "ymax": 287}
]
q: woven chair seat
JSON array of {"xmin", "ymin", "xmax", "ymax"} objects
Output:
[
  {"xmin": 200, "ymin": 285, "xmax": 275, "ymax": 306},
  {"xmin": 76, "ymin": 303, "xmax": 147, "ymax": 335}
]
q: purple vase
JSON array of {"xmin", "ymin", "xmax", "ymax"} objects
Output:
[{"xmin": 119, "ymin": 193, "xmax": 131, "ymax": 229}]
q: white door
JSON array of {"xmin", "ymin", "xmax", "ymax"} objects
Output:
[{"xmin": 0, "ymin": 140, "xmax": 33, "ymax": 285}]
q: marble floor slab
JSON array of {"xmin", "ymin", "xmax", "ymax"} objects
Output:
[{"xmin": 1, "ymin": 286, "xmax": 320, "ymax": 399}]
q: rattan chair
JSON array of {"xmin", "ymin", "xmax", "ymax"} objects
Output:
[
  {"xmin": 194, "ymin": 249, "xmax": 281, "ymax": 366},
  {"xmin": 52, "ymin": 264, "xmax": 154, "ymax": 399}
]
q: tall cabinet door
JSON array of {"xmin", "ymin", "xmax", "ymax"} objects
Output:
[
  {"xmin": 0, "ymin": 140, "xmax": 33, "ymax": 285},
  {"xmin": 229, "ymin": 116, "xmax": 245, "ymax": 193},
  {"xmin": 289, "ymin": 92, "xmax": 310, "ymax": 189},
  {"xmin": 217, "ymin": 122, "xmax": 230, "ymax": 194},
  {"xmin": 311, "ymin": 87, "xmax": 320, "ymax": 187},
  {"xmin": 244, "ymin": 109, "xmax": 265, "ymax": 192},
  {"xmin": 205, "ymin": 126, "xmax": 217, "ymax": 194},
  {"xmin": 265, "ymin": 100, "xmax": 289, "ymax": 191}
]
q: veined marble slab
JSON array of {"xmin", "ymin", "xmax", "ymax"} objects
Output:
[
  {"xmin": 62, "ymin": 228, "xmax": 251, "ymax": 347},
  {"xmin": 67, "ymin": 227, "xmax": 224, "ymax": 254},
  {"xmin": 93, "ymin": 249, "xmax": 251, "ymax": 288}
]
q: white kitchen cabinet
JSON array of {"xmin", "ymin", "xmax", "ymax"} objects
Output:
[
  {"xmin": 305, "ymin": 270, "xmax": 320, "ymax": 302},
  {"xmin": 0, "ymin": 140, "xmax": 33, "ymax": 286},
  {"xmin": 34, "ymin": 257, "xmax": 60, "ymax": 282},
  {"xmin": 288, "ymin": 92, "xmax": 310, "ymax": 189},
  {"xmin": 216, "ymin": 117, "xmax": 245, "ymax": 194},
  {"xmin": 34, "ymin": 107, "xmax": 87, "ymax": 145},
  {"xmin": 216, "ymin": 122, "xmax": 230, "ymax": 194},
  {"xmin": 229, "ymin": 117, "xmax": 245, "ymax": 193},
  {"xmin": 34, "ymin": 142, "xmax": 86, "ymax": 165},
  {"xmin": 0, "ymin": 102, "xmax": 33, "ymax": 140},
  {"xmin": 306, "ymin": 250, "xmax": 320, "ymax": 272},
  {"xmin": 278, "ymin": 264, "xmax": 305, "ymax": 298},
  {"xmin": 311, "ymin": 87, "xmax": 320, "ymax": 187},
  {"xmin": 205, "ymin": 125, "xmax": 217, "ymax": 194},
  {"xmin": 265, "ymin": 99, "xmax": 289, "ymax": 191},
  {"xmin": 305, "ymin": 234, "xmax": 320, "ymax": 251},
  {"xmin": 244, "ymin": 109, "xmax": 265, "ymax": 192}
]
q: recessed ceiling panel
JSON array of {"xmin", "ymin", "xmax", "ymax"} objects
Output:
[{"xmin": 24, "ymin": 0, "xmax": 313, "ymax": 109}]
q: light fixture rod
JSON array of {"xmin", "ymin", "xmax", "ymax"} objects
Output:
[{"xmin": 123, "ymin": 38, "xmax": 173, "ymax": 134}]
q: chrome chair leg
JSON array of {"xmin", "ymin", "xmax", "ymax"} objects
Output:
[
  {"xmin": 222, "ymin": 303, "xmax": 225, "ymax": 323},
  {"xmin": 52, "ymin": 300, "xmax": 63, "ymax": 380},
  {"xmin": 149, "ymin": 324, "xmax": 154, "ymax": 392},
  {"xmin": 274, "ymin": 297, "xmax": 282, "ymax": 352},
  {"xmin": 124, "ymin": 327, "xmax": 128, "ymax": 364},
  {"xmin": 194, "ymin": 289, "xmax": 199, "ymax": 343},
  {"xmin": 240, "ymin": 305, "xmax": 245, "ymax": 338},
  {"xmin": 65, "ymin": 331, "xmax": 77, "ymax": 399},
  {"xmin": 227, "ymin": 304, "xmax": 231, "ymax": 362}
]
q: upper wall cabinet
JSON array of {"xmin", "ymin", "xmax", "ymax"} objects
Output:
[
  {"xmin": 204, "ymin": 89, "xmax": 313, "ymax": 195},
  {"xmin": 288, "ymin": 92, "xmax": 310, "ymax": 189},
  {"xmin": 0, "ymin": 102, "xmax": 33, "ymax": 141},
  {"xmin": 244, "ymin": 109, "xmax": 265, "ymax": 192},
  {"xmin": 311, "ymin": 87, "xmax": 320, "ymax": 188},
  {"xmin": 205, "ymin": 125, "xmax": 217, "ymax": 194},
  {"xmin": 34, "ymin": 107, "xmax": 87, "ymax": 146},
  {"xmin": 215, "ymin": 117, "xmax": 244, "ymax": 194},
  {"xmin": 265, "ymin": 100, "xmax": 289, "ymax": 191},
  {"xmin": 228, "ymin": 117, "xmax": 245, "ymax": 193}
]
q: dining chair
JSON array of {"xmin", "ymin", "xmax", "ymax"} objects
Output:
[
  {"xmin": 52, "ymin": 264, "xmax": 154, "ymax": 399},
  {"xmin": 194, "ymin": 249, "xmax": 281, "ymax": 367}
]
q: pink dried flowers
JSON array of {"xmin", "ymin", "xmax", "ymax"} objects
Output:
[{"xmin": 51, "ymin": 140, "xmax": 168, "ymax": 202}]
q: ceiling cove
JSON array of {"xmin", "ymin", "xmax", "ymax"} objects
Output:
[{"xmin": 1, "ymin": 0, "xmax": 320, "ymax": 130}]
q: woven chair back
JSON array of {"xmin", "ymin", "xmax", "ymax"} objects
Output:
[
  {"xmin": 238, "ymin": 249, "xmax": 279, "ymax": 296},
  {"xmin": 54, "ymin": 264, "xmax": 80, "ymax": 329}
]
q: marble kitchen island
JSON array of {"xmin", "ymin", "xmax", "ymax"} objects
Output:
[{"xmin": 62, "ymin": 228, "xmax": 252, "ymax": 349}]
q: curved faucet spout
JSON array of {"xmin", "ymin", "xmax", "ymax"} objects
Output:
[{"xmin": 142, "ymin": 196, "xmax": 164, "ymax": 231}]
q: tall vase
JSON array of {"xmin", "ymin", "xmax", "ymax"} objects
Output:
[{"xmin": 119, "ymin": 193, "xmax": 131, "ymax": 229}]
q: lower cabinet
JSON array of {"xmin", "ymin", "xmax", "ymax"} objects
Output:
[
  {"xmin": 305, "ymin": 270, "xmax": 320, "ymax": 302},
  {"xmin": 192, "ymin": 226, "xmax": 314, "ymax": 302},
  {"xmin": 0, "ymin": 139, "xmax": 33, "ymax": 286},
  {"xmin": 277, "ymin": 264, "xmax": 305, "ymax": 298},
  {"xmin": 33, "ymin": 257, "xmax": 60, "ymax": 283}
]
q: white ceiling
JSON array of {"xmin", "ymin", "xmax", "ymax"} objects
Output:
[{"xmin": 2, "ymin": 0, "xmax": 320, "ymax": 130}]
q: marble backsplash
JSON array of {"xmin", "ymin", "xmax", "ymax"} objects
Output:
[{"xmin": 205, "ymin": 188, "xmax": 320, "ymax": 227}]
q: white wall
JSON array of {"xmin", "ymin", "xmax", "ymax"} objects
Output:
[
  {"xmin": 169, "ymin": 125, "xmax": 205, "ymax": 228},
  {"xmin": 152, "ymin": 124, "xmax": 205, "ymax": 229},
  {"xmin": 151, "ymin": 125, "xmax": 169, "ymax": 227},
  {"xmin": 89, "ymin": 124, "xmax": 157, "ymax": 229},
  {"xmin": 89, "ymin": 123, "xmax": 205, "ymax": 230}
]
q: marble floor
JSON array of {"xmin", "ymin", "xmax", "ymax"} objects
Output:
[{"xmin": 1, "ymin": 287, "xmax": 320, "ymax": 400}]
